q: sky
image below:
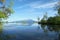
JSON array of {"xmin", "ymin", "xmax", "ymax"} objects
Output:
[{"xmin": 5, "ymin": 0, "xmax": 59, "ymax": 22}]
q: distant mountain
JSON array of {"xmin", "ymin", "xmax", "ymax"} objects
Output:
[
  {"xmin": 16, "ymin": 19, "xmax": 35, "ymax": 25},
  {"xmin": 16, "ymin": 19, "xmax": 35, "ymax": 22},
  {"xmin": 7, "ymin": 19, "xmax": 36, "ymax": 26}
]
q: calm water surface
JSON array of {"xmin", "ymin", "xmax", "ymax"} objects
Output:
[{"xmin": 0, "ymin": 24, "xmax": 60, "ymax": 40}]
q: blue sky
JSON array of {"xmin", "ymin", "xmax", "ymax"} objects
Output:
[{"xmin": 6, "ymin": 0, "xmax": 59, "ymax": 21}]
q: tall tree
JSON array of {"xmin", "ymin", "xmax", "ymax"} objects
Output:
[
  {"xmin": 0, "ymin": 0, "xmax": 14, "ymax": 21},
  {"xmin": 0, "ymin": 0, "xmax": 14, "ymax": 32},
  {"xmin": 57, "ymin": 1, "xmax": 60, "ymax": 16},
  {"xmin": 37, "ymin": 16, "xmax": 40, "ymax": 22},
  {"xmin": 42, "ymin": 12, "xmax": 48, "ymax": 20},
  {"xmin": 55, "ymin": 1, "xmax": 60, "ymax": 16},
  {"xmin": 40, "ymin": 12, "xmax": 48, "ymax": 24}
]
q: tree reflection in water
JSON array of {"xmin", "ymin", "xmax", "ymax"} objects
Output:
[
  {"xmin": 0, "ymin": 23, "xmax": 16, "ymax": 40},
  {"xmin": 47, "ymin": 25, "xmax": 60, "ymax": 40},
  {"xmin": 0, "ymin": 22, "xmax": 3, "ymax": 40},
  {"xmin": 0, "ymin": 23, "xmax": 3, "ymax": 32},
  {"xmin": 41, "ymin": 24, "xmax": 48, "ymax": 33},
  {"xmin": 37, "ymin": 24, "xmax": 40, "ymax": 31},
  {"xmin": 41, "ymin": 24, "xmax": 48, "ymax": 37},
  {"xmin": 41, "ymin": 24, "xmax": 60, "ymax": 40}
]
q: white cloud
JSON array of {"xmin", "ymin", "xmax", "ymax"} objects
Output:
[
  {"xmin": 15, "ymin": 1, "xmax": 58, "ymax": 10},
  {"xmin": 14, "ymin": 1, "xmax": 42, "ymax": 9},
  {"xmin": 15, "ymin": 0, "xmax": 25, "ymax": 2},
  {"xmin": 14, "ymin": 4, "xmax": 28, "ymax": 10},
  {"xmin": 18, "ymin": 0, "xmax": 25, "ymax": 1},
  {"xmin": 30, "ymin": 2, "xmax": 58, "ymax": 8}
]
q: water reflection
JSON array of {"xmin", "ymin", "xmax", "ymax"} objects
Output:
[
  {"xmin": 41, "ymin": 24, "xmax": 48, "ymax": 33},
  {"xmin": 41, "ymin": 24, "xmax": 60, "ymax": 40},
  {"xmin": 47, "ymin": 25, "xmax": 60, "ymax": 32},
  {"xmin": 1, "ymin": 23, "xmax": 60, "ymax": 40},
  {"xmin": 0, "ymin": 22, "xmax": 3, "ymax": 40},
  {"xmin": 37, "ymin": 24, "xmax": 40, "ymax": 31},
  {"xmin": 0, "ymin": 22, "xmax": 3, "ymax": 31},
  {"xmin": 47, "ymin": 25, "xmax": 60, "ymax": 40}
]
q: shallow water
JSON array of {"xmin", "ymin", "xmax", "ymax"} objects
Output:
[{"xmin": 0, "ymin": 24, "xmax": 60, "ymax": 40}]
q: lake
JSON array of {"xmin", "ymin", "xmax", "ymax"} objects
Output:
[{"xmin": 0, "ymin": 24, "xmax": 60, "ymax": 40}]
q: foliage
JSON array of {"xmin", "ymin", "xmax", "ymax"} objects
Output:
[
  {"xmin": 39, "ymin": 13, "xmax": 48, "ymax": 24},
  {"xmin": 47, "ymin": 16, "xmax": 60, "ymax": 24},
  {"xmin": 0, "ymin": 0, "xmax": 14, "ymax": 19},
  {"xmin": 58, "ymin": 8, "xmax": 60, "ymax": 16},
  {"xmin": 0, "ymin": 0, "xmax": 14, "ymax": 33},
  {"xmin": 42, "ymin": 12, "xmax": 48, "ymax": 20},
  {"xmin": 40, "ymin": 19, "xmax": 47, "ymax": 24},
  {"xmin": 39, "ymin": 1, "xmax": 60, "ymax": 24}
]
